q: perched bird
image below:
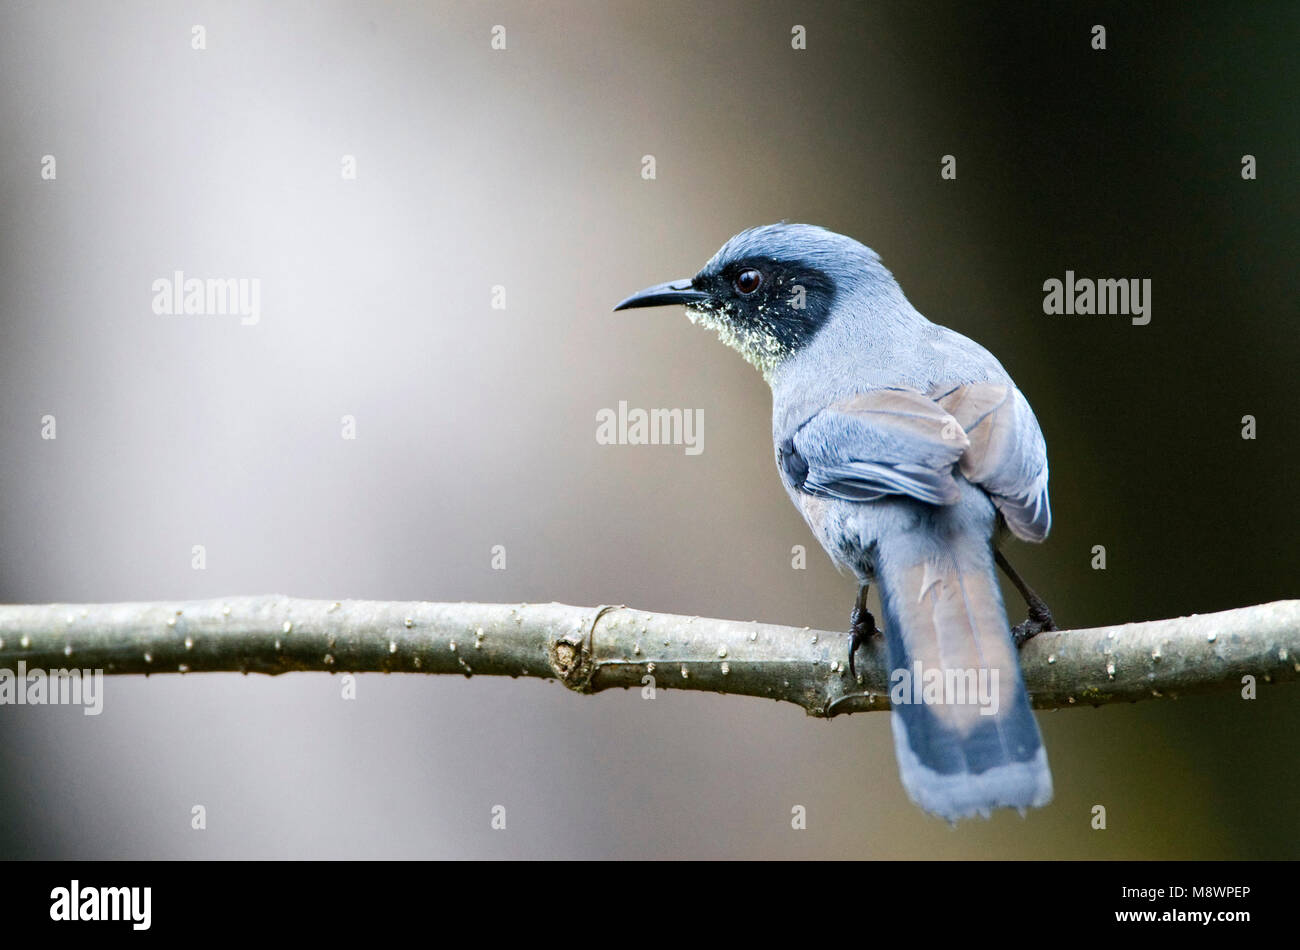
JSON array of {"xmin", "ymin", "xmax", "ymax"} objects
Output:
[{"xmin": 615, "ymin": 223, "xmax": 1057, "ymax": 821}]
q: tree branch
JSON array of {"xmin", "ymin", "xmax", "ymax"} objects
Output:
[{"xmin": 0, "ymin": 597, "xmax": 1295, "ymax": 716}]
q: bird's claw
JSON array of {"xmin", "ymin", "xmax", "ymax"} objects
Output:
[
  {"xmin": 1010, "ymin": 606, "xmax": 1058, "ymax": 648},
  {"xmin": 848, "ymin": 605, "xmax": 883, "ymax": 679}
]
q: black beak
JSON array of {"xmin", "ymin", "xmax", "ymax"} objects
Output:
[{"xmin": 612, "ymin": 278, "xmax": 709, "ymax": 311}]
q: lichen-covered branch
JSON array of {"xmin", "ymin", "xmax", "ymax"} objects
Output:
[{"xmin": 0, "ymin": 597, "xmax": 1295, "ymax": 717}]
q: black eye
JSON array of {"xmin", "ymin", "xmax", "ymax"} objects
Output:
[{"xmin": 733, "ymin": 268, "xmax": 763, "ymax": 295}]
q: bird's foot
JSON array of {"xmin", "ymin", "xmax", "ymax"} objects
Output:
[
  {"xmin": 848, "ymin": 605, "xmax": 883, "ymax": 679},
  {"xmin": 1010, "ymin": 604, "xmax": 1058, "ymax": 649}
]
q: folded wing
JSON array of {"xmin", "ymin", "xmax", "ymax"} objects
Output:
[
  {"xmin": 932, "ymin": 382, "xmax": 1051, "ymax": 541},
  {"xmin": 785, "ymin": 383, "xmax": 1051, "ymax": 541}
]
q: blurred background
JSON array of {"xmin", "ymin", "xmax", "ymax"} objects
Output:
[{"xmin": 0, "ymin": 0, "xmax": 1296, "ymax": 858}]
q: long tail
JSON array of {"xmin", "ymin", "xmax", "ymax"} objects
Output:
[{"xmin": 876, "ymin": 524, "xmax": 1052, "ymax": 821}]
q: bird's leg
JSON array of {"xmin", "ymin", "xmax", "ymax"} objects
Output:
[
  {"xmin": 848, "ymin": 583, "xmax": 882, "ymax": 679},
  {"xmin": 995, "ymin": 548, "xmax": 1058, "ymax": 647}
]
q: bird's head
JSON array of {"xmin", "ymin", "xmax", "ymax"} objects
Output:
[{"xmin": 613, "ymin": 223, "xmax": 887, "ymax": 380}]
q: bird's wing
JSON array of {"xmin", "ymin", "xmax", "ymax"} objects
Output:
[
  {"xmin": 930, "ymin": 381, "xmax": 1051, "ymax": 541},
  {"xmin": 786, "ymin": 383, "xmax": 1051, "ymax": 541},
  {"xmin": 787, "ymin": 388, "xmax": 970, "ymax": 506}
]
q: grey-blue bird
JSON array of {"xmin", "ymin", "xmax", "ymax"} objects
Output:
[{"xmin": 614, "ymin": 223, "xmax": 1058, "ymax": 821}]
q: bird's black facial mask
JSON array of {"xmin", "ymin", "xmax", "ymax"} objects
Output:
[{"xmin": 684, "ymin": 256, "xmax": 837, "ymax": 377}]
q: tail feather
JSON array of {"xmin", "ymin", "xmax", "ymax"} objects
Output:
[{"xmin": 878, "ymin": 538, "xmax": 1051, "ymax": 821}]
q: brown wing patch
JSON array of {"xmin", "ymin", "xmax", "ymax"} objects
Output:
[
  {"xmin": 933, "ymin": 382, "xmax": 1050, "ymax": 541},
  {"xmin": 934, "ymin": 383, "xmax": 1010, "ymax": 483},
  {"xmin": 831, "ymin": 388, "xmax": 970, "ymax": 453}
]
